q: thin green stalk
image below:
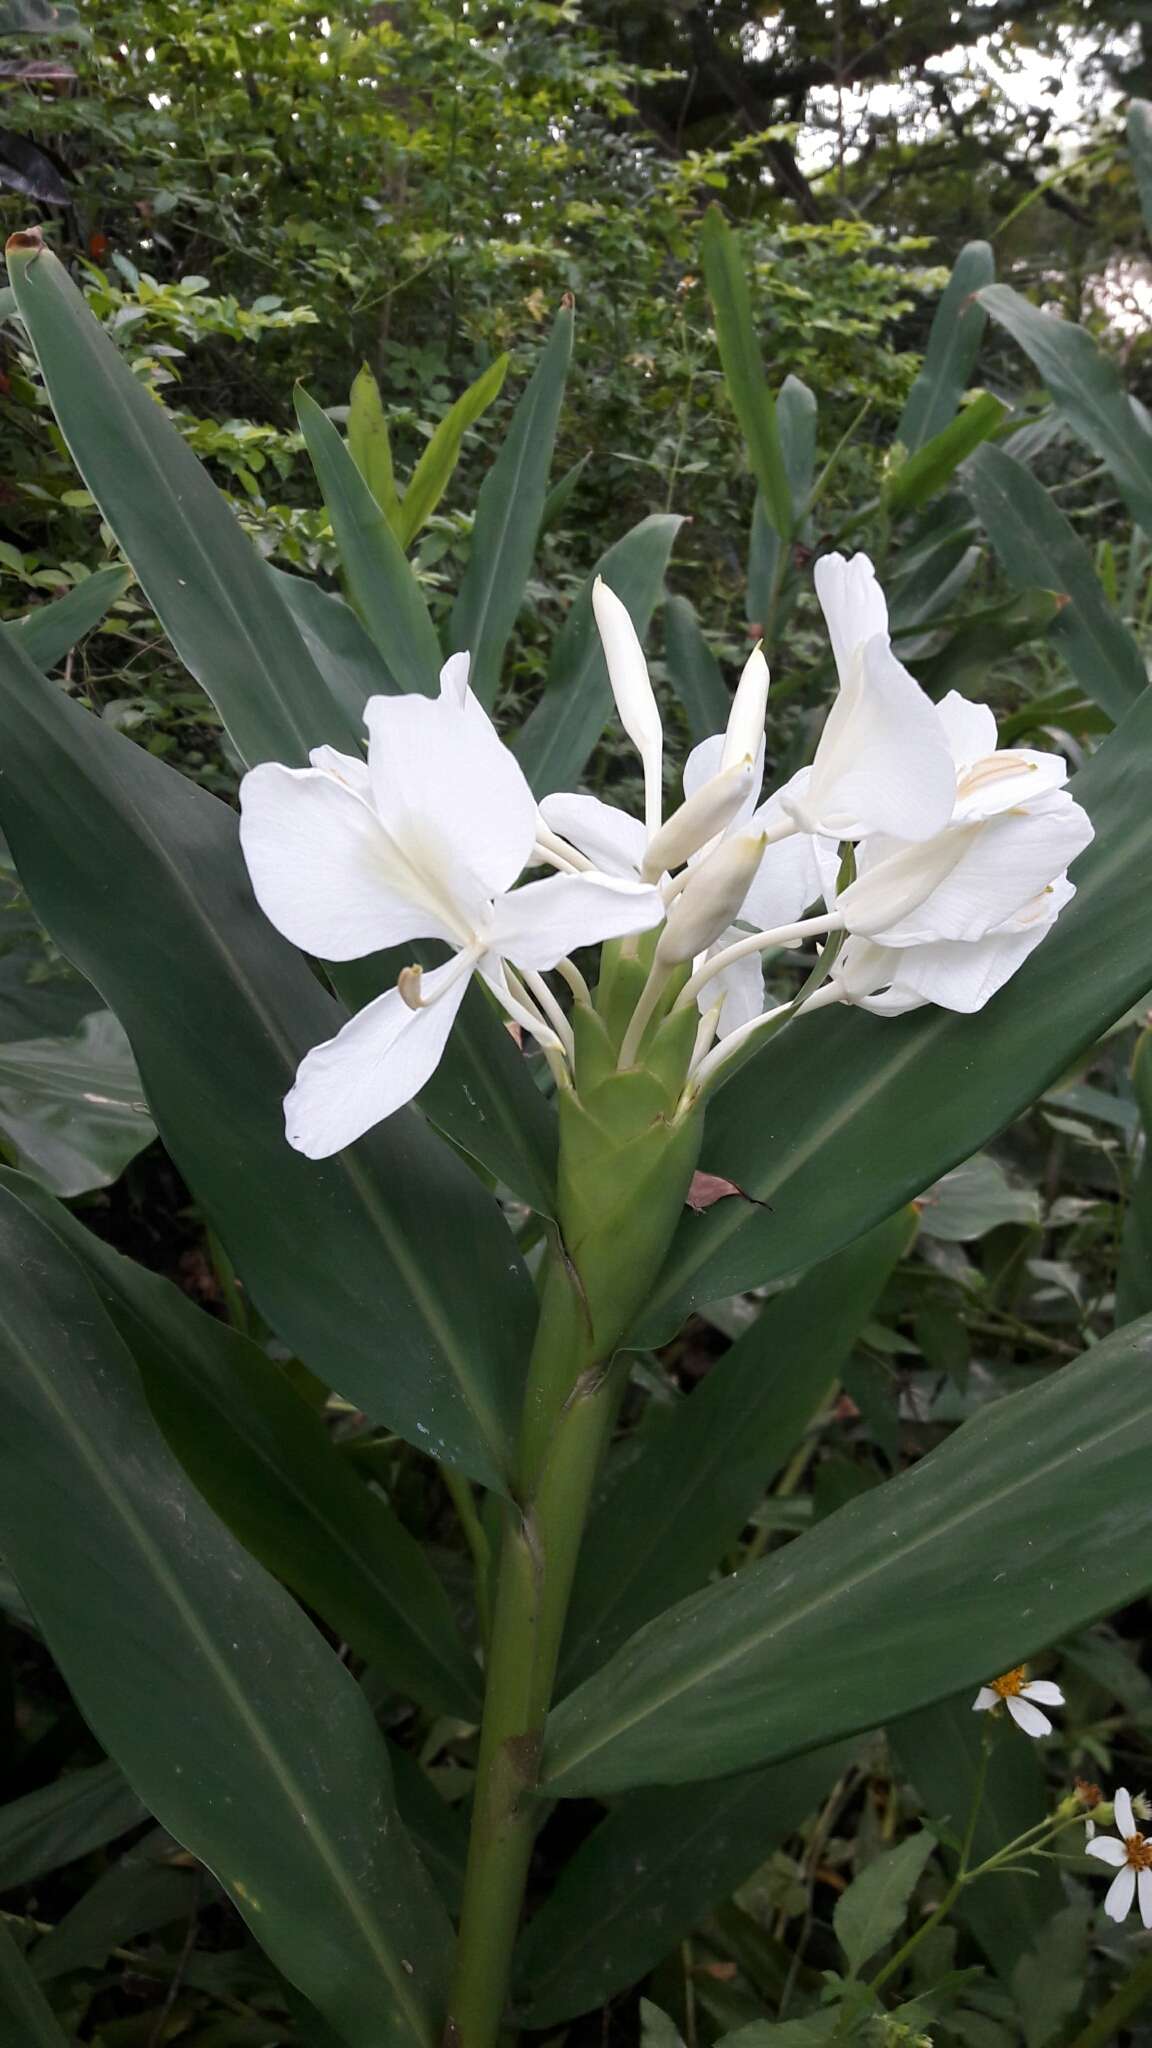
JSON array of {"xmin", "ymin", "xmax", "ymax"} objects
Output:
[
  {"xmin": 446, "ymin": 1248, "xmax": 627, "ymax": 2048},
  {"xmin": 443, "ymin": 1466, "xmax": 494, "ymax": 1652},
  {"xmin": 1066, "ymin": 1946, "xmax": 1152, "ymax": 2048}
]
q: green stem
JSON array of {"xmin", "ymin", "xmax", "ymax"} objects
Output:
[
  {"xmin": 866, "ymin": 1732, "xmax": 992, "ymax": 1999},
  {"xmin": 446, "ymin": 1248, "xmax": 626, "ymax": 2048},
  {"xmin": 443, "ymin": 1467, "xmax": 494, "ymax": 1652},
  {"xmin": 1066, "ymin": 1946, "xmax": 1152, "ymax": 2048}
]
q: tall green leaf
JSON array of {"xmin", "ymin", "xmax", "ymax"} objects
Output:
[
  {"xmin": 6, "ymin": 564, "xmax": 130, "ymax": 671},
  {"xmin": 898, "ymin": 242, "xmax": 994, "ymax": 453},
  {"xmin": 1116, "ymin": 1028, "xmax": 1152, "ymax": 1327},
  {"xmin": 5, "ymin": 235, "xmax": 357, "ymax": 767},
  {"xmin": 512, "ymin": 1744, "xmax": 853, "ymax": 2027},
  {"xmin": 513, "ymin": 513, "xmax": 683, "ymax": 796},
  {"xmin": 0, "ymin": 1008, "xmax": 155, "ymax": 1198},
  {"xmin": 664, "ymin": 593, "xmax": 731, "ymax": 746},
  {"xmin": 0, "ymin": 1758, "xmax": 147, "ymax": 1889},
  {"xmin": 0, "ymin": 1167, "xmax": 482, "ymax": 1716},
  {"xmin": 979, "ymin": 282, "xmax": 1152, "ymax": 541},
  {"xmin": 449, "ymin": 304, "xmax": 574, "ymax": 706},
  {"xmin": 701, "ymin": 205, "xmax": 792, "ymax": 538},
  {"xmin": 0, "ymin": 1920, "xmax": 69, "ymax": 2048},
  {"xmin": 637, "ymin": 683, "xmax": 1152, "ymax": 1338},
  {"xmin": 398, "ymin": 353, "xmax": 509, "ymax": 547},
  {"xmin": 562, "ymin": 1213, "xmax": 912, "ymax": 1686},
  {"xmin": 295, "ymin": 385, "xmax": 443, "ymax": 697},
  {"xmin": 0, "ymin": 628, "xmax": 534, "ymax": 1489},
  {"xmin": 271, "ymin": 565, "xmax": 399, "ymax": 720},
  {"xmin": 0, "ymin": 1185, "xmax": 451, "ymax": 2048},
  {"xmin": 885, "ymin": 392, "xmax": 1007, "ymax": 514},
  {"xmin": 1128, "ymin": 101, "xmax": 1152, "ymax": 243},
  {"xmin": 543, "ymin": 1312, "xmax": 1152, "ymax": 1797},
  {"xmin": 964, "ymin": 442, "xmax": 1146, "ymax": 724},
  {"xmin": 348, "ymin": 361, "xmax": 400, "ymax": 529}
]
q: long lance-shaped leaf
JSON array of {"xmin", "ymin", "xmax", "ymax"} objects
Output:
[
  {"xmin": 0, "ymin": 1919, "xmax": 69, "ymax": 2048},
  {"xmin": 0, "ymin": 629, "xmax": 535, "ymax": 1489},
  {"xmin": 964, "ymin": 442, "xmax": 1147, "ymax": 725},
  {"xmin": 0, "ymin": 1168, "xmax": 483, "ymax": 1717},
  {"xmin": 512, "ymin": 1744, "xmax": 853, "ymax": 2027},
  {"xmin": 1129, "ymin": 101, "xmax": 1152, "ymax": 243},
  {"xmin": 701, "ymin": 204, "xmax": 792, "ymax": 539},
  {"xmin": 0, "ymin": 1184, "xmax": 451, "ymax": 2047},
  {"xmin": 5, "ymin": 234, "xmax": 358, "ymax": 766},
  {"xmin": 885, "ymin": 392, "xmax": 1007, "ymax": 514},
  {"xmin": 295, "ymin": 385, "xmax": 443, "ymax": 697},
  {"xmin": 543, "ymin": 1311, "xmax": 1152, "ymax": 1797},
  {"xmin": 979, "ymin": 282, "xmax": 1152, "ymax": 541},
  {"xmin": 348, "ymin": 361, "xmax": 401, "ymax": 529},
  {"xmin": 513, "ymin": 513, "xmax": 683, "ymax": 796},
  {"xmin": 397, "ymin": 353, "xmax": 509, "ymax": 548},
  {"xmin": 1116, "ymin": 1028, "xmax": 1152, "ymax": 1327},
  {"xmin": 561, "ymin": 1213, "xmax": 912, "ymax": 1687},
  {"xmin": 448, "ymin": 303, "xmax": 574, "ymax": 707},
  {"xmin": 271, "ymin": 565, "xmax": 399, "ymax": 719},
  {"xmin": 897, "ymin": 241, "xmax": 994, "ymax": 453},
  {"xmin": 0, "ymin": 1759, "xmax": 147, "ymax": 1889},
  {"xmin": 664, "ymin": 593, "xmax": 733, "ymax": 746},
  {"xmin": 636, "ymin": 682, "xmax": 1152, "ymax": 1341},
  {"xmin": 6, "ymin": 563, "xmax": 130, "ymax": 671}
]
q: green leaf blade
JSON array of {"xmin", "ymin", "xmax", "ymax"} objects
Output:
[
  {"xmin": 543, "ymin": 1313, "xmax": 1152, "ymax": 1796},
  {"xmin": 6, "ymin": 238, "xmax": 355, "ymax": 767},
  {"xmin": 449, "ymin": 306, "xmax": 574, "ymax": 707},
  {"xmin": 898, "ymin": 241, "xmax": 994, "ymax": 453},
  {"xmin": 0, "ymin": 1183, "xmax": 451, "ymax": 2048},
  {"xmin": 398, "ymin": 353, "xmax": 509, "ymax": 548},
  {"xmin": 701, "ymin": 206, "xmax": 792, "ymax": 537},
  {"xmin": 295, "ymin": 384, "xmax": 443, "ymax": 697}
]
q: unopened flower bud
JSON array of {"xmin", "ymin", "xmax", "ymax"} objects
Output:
[
  {"xmin": 657, "ymin": 830, "xmax": 766, "ymax": 963},
  {"xmin": 641, "ymin": 761, "xmax": 755, "ymax": 880},
  {"xmin": 720, "ymin": 644, "xmax": 770, "ymax": 773},
  {"xmin": 592, "ymin": 577, "xmax": 663, "ymax": 829}
]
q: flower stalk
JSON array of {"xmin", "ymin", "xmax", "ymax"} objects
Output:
[{"xmin": 447, "ymin": 1019, "xmax": 704, "ymax": 2048}]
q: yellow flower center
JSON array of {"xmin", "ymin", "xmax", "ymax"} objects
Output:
[
  {"xmin": 1126, "ymin": 1834, "xmax": 1152, "ymax": 1871},
  {"xmin": 990, "ymin": 1667, "xmax": 1028, "ymax": 1699}
]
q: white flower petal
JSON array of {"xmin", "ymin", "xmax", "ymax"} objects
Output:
[
  {"xmin": 308, "ymin": 744, "xmax": 372, "ymax": 797},
  {"xmin": 1021, "ymin": 1679, "xmax": 1064, "ymax": 1706},
  {"xmin": 284, "ymin": 956, "xmax": 473, "ymax": 1156},
  {"xmin": 439, "ymin": 651, "xmax": 472, "ymax": 707},
  {"xmin": 1138, "ymin": 1868, "xmax": 1152, "ymax": 1929},
  {"xmin": 1116, "ymin": 1788, "xmax": 1136, "ymax": 1839},
  {"xmin": 708, "ymin": 945, "xmax": 766, "ymax": 1038},
  {"xmin": 796, "ymin": 634, "xmax": 956, "ymax": 843},
  {"xmin": 1006, "ymin": 1694, "xmax": 1051, "ymax": 1737},
  {"xmin": 935, "ymin": 691, "xmax": 998, "ymax": 769},
  {"xmin": 538, "ymin": 792, "xmax": 647, "ymax": 879},
  {"xmin": 239, "ymin": 762, "xmax": 451, "ymax": 958},
  {"xmin": 489, "ymin": 871, "xmax": 664, "ymax": 970},
  {"xmin": 366, "ymin": 690, "xmax": 538, "ymax": 907},
  {"xmin": 952, "ymin": 747, "xmax": 1068, "ymax": 823},
  {"xmin": 814, "ymin": 551, "xmax": 889, "ymax": 681},
  {"xmin": 844, "ymin": 795, "xmax": 1092, "ymax": 947},
  {"xmin": 865, "ymin": 894, "xmax": 1071, "ymax": 1014},
  {"xmin": 972, "ymin": 1687, "xmax": 998, "ymax": 1712},
  {"xmin": 741, "ymin": 815, "xmax": 828, "ymax": 931},
  {"xmin": 1086, "ymin": 1837, "xmax": 1127, "ymax": 1867},
  {"xmin": 1105, "ymin": 1866, "xmax": 1136, "ymax": 1923}
]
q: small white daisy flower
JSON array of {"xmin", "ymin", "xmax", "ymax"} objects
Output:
[
  {"xmin": 1087, "ymin": 1788, "xmax": 1152, "ymax": 1927},
  {"xmin": 972, "ymin": 1665, "xmax": 1064, "ymax": 1737}
]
